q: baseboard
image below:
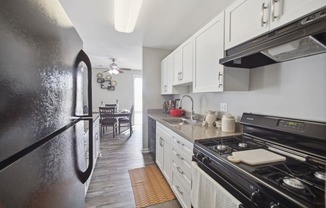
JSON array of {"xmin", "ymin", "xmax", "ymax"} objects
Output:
[{"xmin": 141, "ymin": 148, "xmax": 150, "ymax": 153}]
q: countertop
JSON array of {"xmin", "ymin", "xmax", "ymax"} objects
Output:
[{"xmin": 147, "ymin": 109, "xmax": 242, "ymax": 143}]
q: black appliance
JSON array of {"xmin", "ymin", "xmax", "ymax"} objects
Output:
[
  {"xmin": 148, "ymin": 117, "xmax": 156, "ymax": 160},
  {"xmin": 0, "ymin": 0, "xmax": 93, "ymax": 207},
  {"xmin": 220, "ymin": 7, "xmax": 326, "ymax": 68},
  {"xmin": 193, "ymin": 113, "xmax": 326, "ymax": 208}
]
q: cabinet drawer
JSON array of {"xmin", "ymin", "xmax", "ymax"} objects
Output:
[
  {"xmin": 172, "ymin": 134, "xmax": 193, "ymax": 160},
  {"xmin": 172, "ymin": 170, "xmax": 191, "ymax": 208},
  {"xmin": 172, "ymin": 148, "xmax": 191, "ymax": 184},
  {"xmin": 172, "ymin": 161, "xmax": 191, "ymax": 190}
]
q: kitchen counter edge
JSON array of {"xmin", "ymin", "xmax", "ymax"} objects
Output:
[{"xmin": 147, "ymin": 109, "xmax": 242, "ymax": 144}]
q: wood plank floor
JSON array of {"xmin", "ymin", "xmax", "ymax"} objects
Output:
[{"xmin": 85, "ymin": 125, "xmax": 182, "ymax": 208}]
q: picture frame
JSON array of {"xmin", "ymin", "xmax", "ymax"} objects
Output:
[
  {"xmin": 174, "ymin": 99, "xmax": 180, "ymax": 109},
  {"xmin": 107, "ymin": 86, "xmax": 115, "ymax": 91},
  {"xmin": 97, "ymin": 78, "xmax": 105, "ymax": 83}
]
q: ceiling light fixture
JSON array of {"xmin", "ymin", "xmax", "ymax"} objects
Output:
[{"xmin": 114, "ymin": 0, "xmax": 143, "ymax": 33}]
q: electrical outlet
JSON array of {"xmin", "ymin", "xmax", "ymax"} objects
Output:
[{"xmin": 220, "ymin": 103, "xmax": 228, "ymax": 112}]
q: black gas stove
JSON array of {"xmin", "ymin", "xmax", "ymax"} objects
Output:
[{"xmin": 193, "ymin": 113, "xmax": 326, "ymax": 208}]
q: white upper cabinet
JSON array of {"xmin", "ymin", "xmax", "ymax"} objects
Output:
[
  {"xmin": 225, "ymin": 0, "xmax": 326, "ymax": 50},
  {"xmin": 225, "ymin": 0, "xmax": 269, "ymax": 50},
  {"xmin": 269, "ymin": 0, "xmax": 326, "ymax": 30},
  {"xmin": 193, "ymin": 12, "xmax": 249, "ymax": 93},
  {"xmin": 161, "ymin": 58, "xmax": 168, "ymax": 94},
  {"xmin": 166, "ymin": 55, "xmax": 174, "ymax": 93},
  {"xmin": 193, "ymin": 12, "xmax": 225, "ymax": 92},
  {"xmin": 173, "ymin": 49, "xmax": 182, "ymax": 85},
  {"xmin": 173, "ymin": 38, "xmax": 193, "ymax": 86},
  {"xmin": 161, "ymin": 54, "xmax": 188, "ymax": 95}
]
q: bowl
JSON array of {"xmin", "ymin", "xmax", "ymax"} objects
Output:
[{"xmin": 169, "ymin": 109, "xmax": 184, "ymax": 117}]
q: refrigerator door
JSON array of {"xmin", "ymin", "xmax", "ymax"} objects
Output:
[
  {"xmin": 0, "ymin": 0, "xmax": 83, "ymax": 161},
  {"xmin": 0, "ymin": 0, "xmax": 92, "ymax": 206},
  {"xmin": 0, "ymin": 121, "xmax": 86, "ymax": 208}
]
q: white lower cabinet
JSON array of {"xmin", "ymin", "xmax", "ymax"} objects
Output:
[
  {"xmin": 172, "ymin": 169, "xmax": 191, "ymax": 208},
  {"xmin": 85, "ymin": 115, "xmax": 101, "ymax": 195},
  {"xmin": 156, "ymin": 122, "xmax": 193, "ymax": 208},
  {"xmin": 156, "ymin": 122, "xmax": 172, "ymax": 184}
]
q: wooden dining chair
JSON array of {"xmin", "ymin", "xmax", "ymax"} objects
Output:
[
  {"xmin": 118, "ymin": 105, "xmax": 134, "ymax": 137},
  {"xmin": 105, "ymin": 104, "xmax": 117, "ymax": 112},
  {"xmin": 99, "ymin": 107, "xmax": 118, "ymax": 137}
]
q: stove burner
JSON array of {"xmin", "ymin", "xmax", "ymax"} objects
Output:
[
  {"xmin": 314, "ymin": 171, "xmax": 326, "ymax": 181},
  {"xmin": 283, "ymin": 177, "xmax": 305, "ymax": 189},
  {"xmin": 216, "ymin": 145, "xmax": 227, "ymax": 151},
  {"xmin": 238, "ymin": 142, "xmax": 248, "ymax": 148}
]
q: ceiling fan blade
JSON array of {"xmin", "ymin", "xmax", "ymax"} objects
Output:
[
  {"xmin": 117, "ymin": 69, "xmax": 124, "ymax": 73},
  {"xmin": 119, "ymin": 68, "xmax": 131, "ymax": 71},
  {"xmin": 102, "ymin": 69, "xmax": 110, "ymax": 73}
]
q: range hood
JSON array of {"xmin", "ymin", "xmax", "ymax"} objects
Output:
[{"xmin": 220, "ymin": 8, "xmax": 326, "ymax": 68}]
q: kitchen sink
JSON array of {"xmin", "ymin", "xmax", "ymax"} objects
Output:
[{"xmin": 162, "ymin": 117, "xmax": 198, "ymax": 126}]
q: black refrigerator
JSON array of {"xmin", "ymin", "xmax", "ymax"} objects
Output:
[{"xmin": 0, "ymin": 0, "xmax": 94, "ymax": 207}]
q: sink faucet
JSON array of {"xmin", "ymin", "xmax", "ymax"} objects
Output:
[{"xmin": 180, "ymin": 95, "xmax": 197, "ymax": 120}]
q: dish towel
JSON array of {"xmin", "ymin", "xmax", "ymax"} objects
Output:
[{"xmin": 191, "ymin": 162, "xmax": 242, "ymax": 208}]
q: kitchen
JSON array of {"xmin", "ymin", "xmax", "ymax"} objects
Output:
[{"xmin": 1, "ymin": 0, "xmax": 325, "ymax": 208}]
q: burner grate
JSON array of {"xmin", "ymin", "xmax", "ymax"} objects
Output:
[{"xmin": 254, "ymin": 163, "xmax": 325, "ymax": 204}]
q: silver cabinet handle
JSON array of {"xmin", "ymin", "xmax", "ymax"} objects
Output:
[
  {"xmin": 176, "ymin": 185, "xmax": 183, "ymax": 195},
  {"xmin": 177, "ymin": 166, "xmax": 184, "ymax": 175},
  {"xmin": 271, "ymin": 0, "xmax": 279, "ymax": 21},
  {"xmin": 176, "ymin": 153, "xmax": 184, "ymax": 160},
  {"xmin": 160, "ymin": 137, "xmax": 164, "ymax": 147},
  {"xmin": 218, "ymin": 71, "xmax": 223, "ymax": 88},
  {"xmin": 177, "ymin": 72, "xmax": 181, "ymax": 80},
  {"xmin": 261, "ymin": 2, "xmax": 268, "ymax": 26}
]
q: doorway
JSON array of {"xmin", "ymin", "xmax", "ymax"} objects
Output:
[{"xmin": 133, "ymin": 75, "xmax": 142, "ymax": 125}]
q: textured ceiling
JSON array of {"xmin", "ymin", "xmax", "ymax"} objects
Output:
[{"xmin": 59, "ymin": 0, "xmax": 236, "ymax": 70}]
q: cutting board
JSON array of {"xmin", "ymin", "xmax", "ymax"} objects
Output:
[{"xmin": 229, "ymin": 149, "xmax": 286, "ymax": 165}]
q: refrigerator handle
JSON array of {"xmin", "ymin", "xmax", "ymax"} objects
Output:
[
  {"xmin": 73, "ymin": 49, "xmax": 93, "ymax": 118},
  {"xmin": 73, "ymin": 50, "xmax": 94, "ymax": 183},
  {"xmin": 80, "ymin": 117, "xmax": 93, "ymax": 183}
]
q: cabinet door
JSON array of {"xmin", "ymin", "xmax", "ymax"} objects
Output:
[
  {"xmin": 155, "ymin": 131, "xmax": 164, "ymax": 171},
  {"xmin": 181, "ymin": 39, "xmax": 193, "ymax": 84},
  {"xmin": 161, "ymin": 58, "xmax": 168, "ymax": 94},
  {"xmin": 173, "ymin": 49, "xmax": 182, "ymax": 85},
  {"xmin": 269, "ymin": 0, "xmax": 326, "ymax": 30},
  {"xmin": 166, "ymin": 55, "xmax": 174, "ymax": 93},
  {"xmin": 93, "ymin": 117, "xmax": 100, "ymax": 164},
  {"xmin": 225, "ymin": 0, "xmax": 269, "ymax": 50},
  {"xmin": 193, "ymin": 12, "xmax": 225, "ymax": 93},
  {"xmin": 163, "ymin": 138, "xmax": 172, "ymax": 184}
]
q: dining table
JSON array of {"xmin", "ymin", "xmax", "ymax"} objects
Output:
[{"xmin": 97, "ymin": 109, "xmax": 131, "ymax": 138}]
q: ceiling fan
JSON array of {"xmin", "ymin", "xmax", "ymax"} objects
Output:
[{"xmin": 102, "ymin": 58, "xmax": 131, "ymax": 75}]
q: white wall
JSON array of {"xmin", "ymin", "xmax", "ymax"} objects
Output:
[
  {"xmin": 142, "ymin": 47, "xmax": 171, "ymax": 152},
  {"xmin": 92, "ymin": 68, "xmax": 142, "ymax": 112},
  {"xmin": 175, "ymin": 53, "xmax": 326, "ymax": 122}
]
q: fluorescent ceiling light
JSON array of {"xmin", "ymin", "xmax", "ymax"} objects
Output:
[{"xmin": 114, "ymin": 0, "xmax": 143, "ymax": 33}]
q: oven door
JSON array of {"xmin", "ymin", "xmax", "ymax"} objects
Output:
[{"xmin": 191, "ymin": 161, "xmax": 244, "ymax": 208}]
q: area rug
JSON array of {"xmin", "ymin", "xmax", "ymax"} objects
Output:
[{"xmin": 128, "ymin": 165, "xmax": 176, "ymax": 208}]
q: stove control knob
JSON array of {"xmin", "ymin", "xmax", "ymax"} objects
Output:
[
  {"xmin": 195, "ymin": 153, "xmax": 202, "ymax": 159},
  {"xmin": 270, "ymin": 202, "xmax": 280, "ymax": 208},
  {"xmin": 201, "ymin": 157, "xmax": 210, "ymax": 164},
  {"xmin": 250, "ymin": 190, "xmax": 261, "ymax": 202}
]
